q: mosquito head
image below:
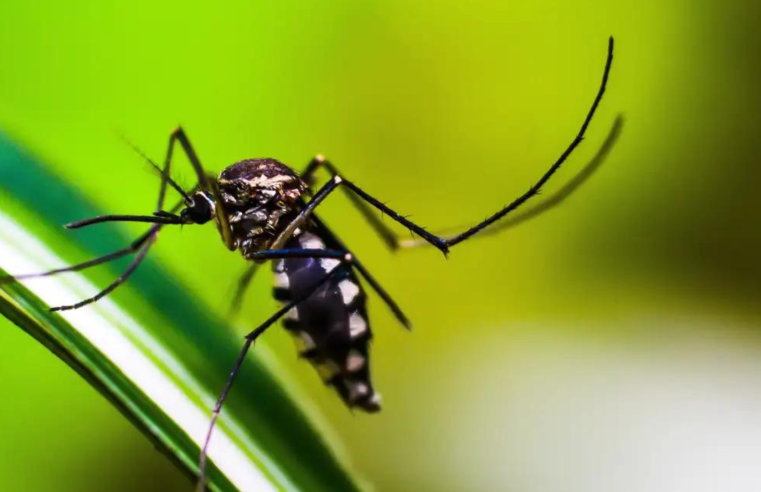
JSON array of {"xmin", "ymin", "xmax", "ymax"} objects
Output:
[{"xmin": 180, "ymin": 191, "xmax": 215, "ymax": 225}]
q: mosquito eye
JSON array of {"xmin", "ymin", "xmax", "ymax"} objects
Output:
[{"xmin": 180, "ymin": 192, "xmax": 214, "ymax": 224}]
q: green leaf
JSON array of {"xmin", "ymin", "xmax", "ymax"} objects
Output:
[{"xmin": 0, "ymin": 132, "xmax": 365, "ymax": 492}]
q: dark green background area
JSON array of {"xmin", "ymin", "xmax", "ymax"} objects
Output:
[{"xmin": 0, "ymin": 1, "xmax": 759, "ymax": 491}]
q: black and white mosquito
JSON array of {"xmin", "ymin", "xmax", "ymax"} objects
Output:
[{"xmin": 1, "ymin": 38, "xmax": 613, "ymax": 491}]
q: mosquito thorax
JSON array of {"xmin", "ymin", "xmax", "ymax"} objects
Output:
[{"xmin": 217, "ymin": 158, "xmax": 307, "ymax": 257}]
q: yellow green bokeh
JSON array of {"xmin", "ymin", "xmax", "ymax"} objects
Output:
[{"xmin": 1, "ymin": 1, "xmax": 759, "ymax": 491}]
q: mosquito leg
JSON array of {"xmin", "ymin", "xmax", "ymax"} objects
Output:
[
  {"xmin": 270, "ymin": 175, "xmax": 448, "ymax": 253},
  {"xmin": 0, "ymin": 194, "xmax": 186, "ymax": 289},
  {"xmin": 0, "ymin": 226, "xmax": 158, "ymax": 284},
  {"xmin": 122, "ymin": 127, "xmax": 209, "ymax": 211},
  {"xmin": 397, "ymin": 115, "xmax": 625, "ymax": 248},
  {"xmin": 273, "ymin": 37, "xmax": 614, "ymax": 256},
  {"xmin": 49, "ymin": 234, "xmax": 157, "ymax": 312},
  {"xmin": 196, "ymin": 262, "xmax": 348, "ymax": 492},
  {"xmin": 245, "ymin": 248, "xmax": 348, "ymax": 261},
  {"xmin": 299, "ymin": 154, "xmax": 330, "ymax": 186},
  {"xmin": 299, "ymin": 155, "xmax": 400, "ymax": 251},
  {"xmin": 243, "ymin": 240, "xmax": 410, "ymax": 329},
  {"xmin": 311, "ymin": 214, "xmax": 411, "ymax": 329},
  {"xmin": 442, "ymin": 37, "xmax": 614, "ymax": 247},
  {"xmin": 227, "ymin": 264, "xmax": 259, "ymax": 319},
  {"xmin": 154, "ymin": 127, "xmax": 238, "ymax": 249},
  {"xmin": 3, "ymin": 127, "xmax": 210, "ymax": 308},
  {"xmin": 348, "ymin": 259, "xmax": 410, "ymax": 328},
  {"xmin": 159, "ymin": 127, "xmax": 211, "ymax": 208},
  {"xmin": 228, "ymin": 216, "xmax": 412, "ymax": 328},
  {"xmin": 44, "ymin": 126, "xmax": 218, "ymax": 309}
]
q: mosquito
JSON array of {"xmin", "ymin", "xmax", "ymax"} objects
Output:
[{"xmin": 1, "ymin": 38, "xmax": 614, "ymax": 491}]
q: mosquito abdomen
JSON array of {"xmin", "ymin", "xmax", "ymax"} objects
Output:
[{"xmin": 272, "ymin": 231, "xmax": 381, "ymax": 412}]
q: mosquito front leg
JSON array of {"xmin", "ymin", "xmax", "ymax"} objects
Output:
[
  {"xmin": 7, "ymin": 126, "xmax": 217, "ymax": 311},
  {"xmin": 159, "ymin": 127, "xmax": 210, "ymax": 209}
]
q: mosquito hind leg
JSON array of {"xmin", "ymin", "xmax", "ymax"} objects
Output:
[
  {"xmin": 276, "ymin": 37, "xmax": 614, "ymax": 256},
  {"xmin": 299, "ymin": 155, "xmax": 400, "ymax": 251},
  {"xmin": 396, "ymin": 115, "xmax": 625, "ymax": 248},
  {"xmin": 310, "ymin": 214, "xmax": 411, "ymax": 329}
]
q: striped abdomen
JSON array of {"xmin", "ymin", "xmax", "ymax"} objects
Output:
[{"xmin": 272, "ymin": 230, "xmax": 380, "ymax": 412}]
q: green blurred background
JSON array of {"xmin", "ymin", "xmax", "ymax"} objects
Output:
[{"xmin": 1, "ymin": 1, "xmax": 760, "ymax": 491}]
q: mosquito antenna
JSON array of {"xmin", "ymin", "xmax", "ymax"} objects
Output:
[{"xmin": 117, "ymin": 132, "xmax": 193, "ymax": 205}]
